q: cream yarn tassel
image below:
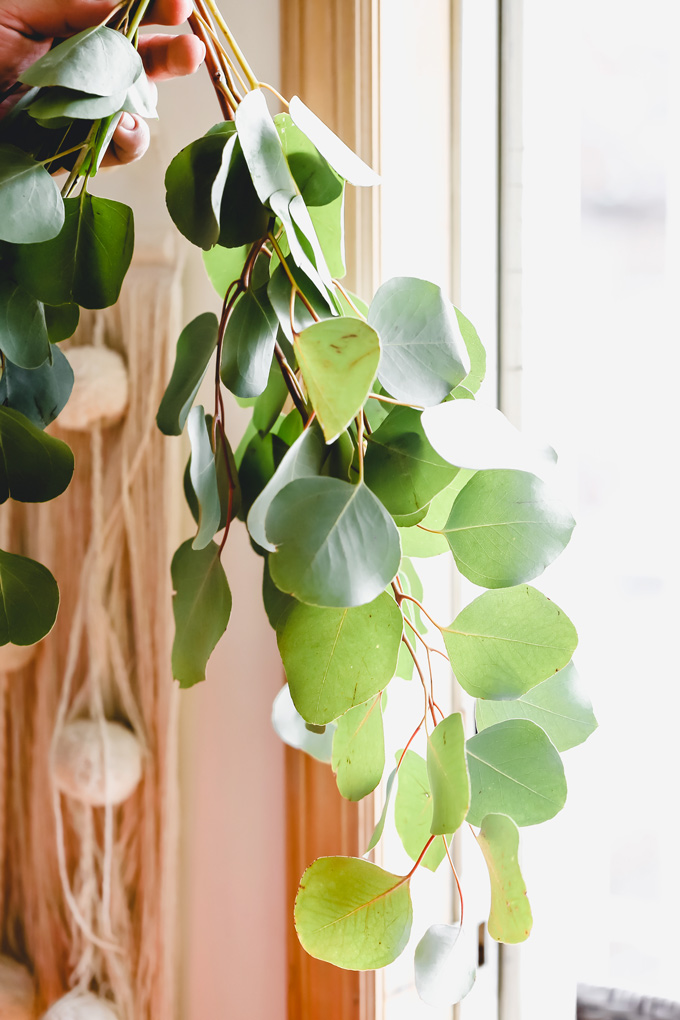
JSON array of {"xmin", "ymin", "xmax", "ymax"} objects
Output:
[{"xmin": 0, "ymin": 254, "xmax": 182, "ymax": 1018}]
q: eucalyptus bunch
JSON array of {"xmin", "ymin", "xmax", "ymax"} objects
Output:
[{"xmin": 0, "ymin": 0, "xmax": 597, "ymax": 1005}]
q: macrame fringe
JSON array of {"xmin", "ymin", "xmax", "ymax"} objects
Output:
[{"xmin": 0, "ymin": 258, "xmax": 182, "ymax": 1018}]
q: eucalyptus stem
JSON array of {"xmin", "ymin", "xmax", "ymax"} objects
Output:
[
  {"xmin": 201, "ymin": 0, "xmax": 259, "ymax": 90},
  {"xmin": 126, "ymin": 0, "xmax": 154, "ymax": 40}
]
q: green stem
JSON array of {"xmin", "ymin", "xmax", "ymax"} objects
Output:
[
  {"xmin": 126, "ymin": 0, "xmax": 154, "ymax": 39},
  {"xmin": 202, "ymin": 0, "xmax": 259, "ymax": 89}
]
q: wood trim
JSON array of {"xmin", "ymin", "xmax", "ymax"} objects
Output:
[
  {"xmin": 280, "ymin": 1, "xmax": 380, "ymax": 1017},
  {"xmin": 280, "ymin": 0, "xmax": 381, "ymax": 299}
]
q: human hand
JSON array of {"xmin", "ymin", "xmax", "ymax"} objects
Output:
[{"xmin": 0, "ymin": 0, "xmax": 206, "ymax": 166}]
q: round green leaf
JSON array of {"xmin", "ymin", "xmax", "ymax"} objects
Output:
[
  {"xmin": 475, "ymin": 661, "xmax": 597, "ymax": 751},
  {"xmin": 247, "ymin": 425, "xmax": 325, "ymax": 552},
  {"xmin": 170, "ymin": 539, "xmax": 232, "ymax": 688},
  {"xmin": 466, "ymin": 719, "xmax": 567, "ymax": 826},
  {"xmin": 414, "ymin": 924, "xmax": 476, "ymax": 1007},
  {"xmin": 20, "ymin": 26, "xmax": 142, "ymax": 96},
  {"xmin": 427, "ymin": 713, "xmax": 470, "ymax": 836},
  {"xmin": 45, "ymin": 303, "xmax": 79, "ymax": 343},
  {"xmin": 295, "ymin": 317, "xmax": 381, "ymax": 443},
  {"xmin": 202, "ymin": 244, "xmax": 248, "ymax": 298},
  {"xmin": 11, "ymin": 195, "xmax": 134, "ymax": 309},
  {"xmin": 267, "ymin": 477, "xmax": 401, "ymax": 608},
  {"xmin": 165, "ymin": 133, "xmax": 234, "ymax": 250},
  {"xmin": 0, "ymin": 549, "xmax": 59, "ymax": 646},
  {"xmin": 0, "ymin": 144, "xmax": 64, "ymax": 244},
  {"xmin": 271, "ymin": 683, "xmax": 336, "ymax": 763},
  {"xmin": 399, "ymin": 471, "xmax": 475, "ymax": 559},
  {"xmin": 277, "ymin": 592, "xmax": 402, "ymax": 724},
  {"xmin": 443, "ymin": 584, "xmax": 578, "ymax": 700},
  {"xmin": 368, "ymin": 277, "xmax": 469, "ymax": 406},
  {"xmin": 309, "ymin": 188, "xmax": 346, "ymax": 279},
  {"xmin": 0, "ymin": 345, "xmax": 74, "ymax": 430},
  {"xmin": 443, "ymin": 469, "xmax": 575, "ymax": 588},
  {"xmin": 0, "ymin": 279, "xmax": 49, "ymax": 368},
  {"xmin": 295, "ymin": 856, "xmax": 412, "ymax": 970},
  {"xmin": 365, "ymin": 406, "xmax": 458, "ymax": 517},
  {"xmin": 394, "ymin": 750, "xmax": 449, "ymax": 872},
  {"xmin": 0, "ymin": 406, "xmax": 73, "ymax": 503},
  {"xmin": 476, "ymin": 813, "xmax": 533, "ymax": 943},
  {"xmin": 220, "ymin": 286, "xmax": 278, "ymax": 398},
  {"xmin": 332, "ymin": 695, "xmax": 385, "ymax": 801},
  {"xmin": 156, "ymin": 312, "xmax": 218, "ymax": 437},
  {"xmin": 289, "ymin": 97, "xmax": 380, "ymax": 187}
]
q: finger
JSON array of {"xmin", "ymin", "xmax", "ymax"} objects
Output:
[
  {"xmin": 102, "ymin": 111, "xmax": 150, "ymax": 167},
  {"xmin": 138, "ymin": 33, "xmax": 205, "ymax": 81},
  {"xmin": 142, "ymin": 0, "xmax": 194, "ymax": 27}
]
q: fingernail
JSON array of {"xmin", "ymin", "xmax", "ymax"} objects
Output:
[{"xmin": 119, "ymin": 112, "xmax": 136, "ymax": 131}]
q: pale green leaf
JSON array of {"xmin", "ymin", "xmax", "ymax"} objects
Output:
[
  {"xmin": 27, "ymin": 86, "xmax": 126, "ymax": 121},
  {"xmin": 368, "ymin": 277, "xmax": 469, "ymax": 406},
  {"xmin": 20, "ymin": 26, "xmax": 142, "ymax": 95},
  {"xmin": 267, "ymin": 477, "xmax": 401, "ymax": 608},
  {"xmin": 247, "ymin": 425, "xmax": 325, "ymax": 551},
  {"xmin": 332, "ymin": 695, "xmax": 385, "ymax": 801},
  {"xmin": 475, "ymin": 661, "xmax": 597, "ymax": 751},
  {"xmin": 295, "ymin": 857, "xmax": 412, "ymax": 969},
  {"xmin": 443, "ymin": 469, "xmax": 575, "ymax": 588},
  {"xmin": 271, "ymin": 683, "xmax": 336, "ymax": 762},
  {"xmin": 295, "ymin": 317, "xmax": 380, "ymax": 442},
  {"xmin": 236, "ymin": 89, "xmax": 298, "ymax": 204},
  {"xmin": 476, "ymin": 813, "xmax": 533, "ymax": 943},
  {"xmin": 427, "ymin": 713, "xmax": 470, "ymax": 835},
  {"xmin": 0, "ymin": 144, "xmax": 64, "ymax": 243},
  {"xmin": 443, "ymin": 584, "xmax": 578, "ymax": 700},
  {"xmin": 467, "ymin": 720, "xmax": 567, "ymax": 826},
  {"xmin": 454, "ymin": 308, "xmax": 486, "ymax": 395},
  {"xmin": 415, "ymin": 924, "xmax": 476, "ymax": 1007},
  {"xmin": 202, "ymin": 244, "xmax": 248, "ymax": 298},
  {"xmin": 366, "ymin": 767, "xmax": 397, "ymax": 852},
  {"xmin": 289, "ymin": 97, "xmax": 380, "ymax": 186},
  {"xmin": 395, "ymin": 750, "xmax": 449, "ymax": 872},
  {"xmin": 422, "ymin": 401, "xmax": 556, "ymax": 476},
  {"xmin": 277, "ymin": 593, "xmax": 402, "ymax": 724}
]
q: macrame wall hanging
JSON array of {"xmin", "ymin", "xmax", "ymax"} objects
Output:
[{"xmin": 0, "ymin": 251, "xmax": 182, "ymax": 1019}]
